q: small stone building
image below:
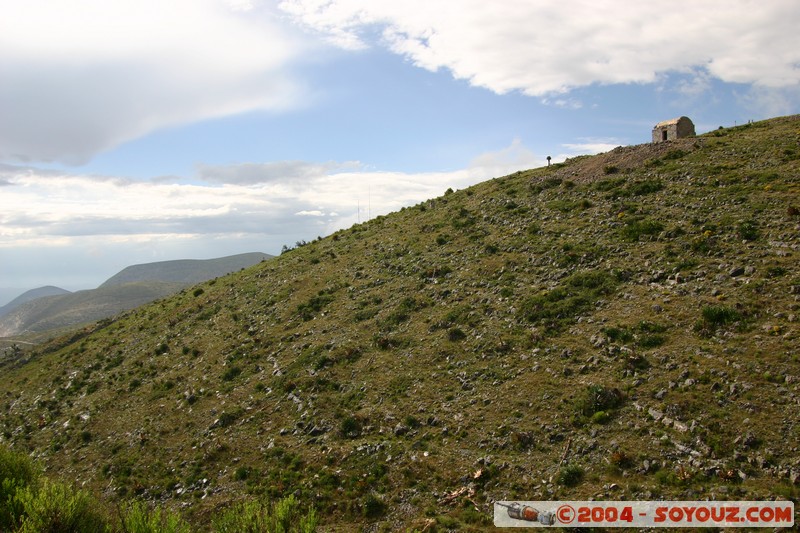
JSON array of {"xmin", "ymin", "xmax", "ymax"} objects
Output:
[{"xmin": 652, "ymin": 116, "xmax": 695, "ymax": 143}]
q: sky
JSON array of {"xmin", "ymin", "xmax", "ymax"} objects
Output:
[{"xmin": 1, "ymin": 0, "xmax": 799, "ymax": 302}]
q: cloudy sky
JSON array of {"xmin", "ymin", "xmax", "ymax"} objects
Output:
[{"xmin": 1, "ymin": 0, "xmax": 799, "ymax": 300}]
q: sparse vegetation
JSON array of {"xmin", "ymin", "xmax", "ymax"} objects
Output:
[
  {"xmin": 697, "ymin": 305, "xmax": 742, "ymax": 334},
  {"xmin": 212, "ymin": 495, "xmax": 318, "ymax": 533},
  {"xmin": 557, "ymin": 464, "xmax": 585, "ymax": 487},
  {"xmin": 620, "ymin": 218, "xmax": 664, "ymax": 241},
  {"xmin": 575, "ymin": 385, "xmax": 625, "ymax": 418},
  {"xmin": 1, "ymin": 115, "xmax": 799, "ymax": 530}
]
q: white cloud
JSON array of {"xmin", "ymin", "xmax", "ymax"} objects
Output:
[
  {"xmin": 675, "ymin": 69, "xmax": 713, "ymax": 98},
  {"xmin": 0, "ymin": 0, "xmax": 304, "ymax": 163},
  {"xmin": 739, "ymin": 85, "xmax": 800, "ymax": 119},
  {"xmin": 0, "ymin": 138, "xmax": 541, "ymax": 249},
  {"xmin": 197, "ymin": 160, "xmax": 362, "ymax": 184},
  {"xmin": 279, "ymin": 0, "xmax": 800, "ymax": 97},
  {"xmin": 561, "ymin": 140, "xmax": 622, "ymax": 155},
  {"xmin": 468, "ymin": 138, "xmax": 543, "ymax": 176},
  {"xmin": 0, "ymin": 138, "xmax": 581, "ymax": 288}
]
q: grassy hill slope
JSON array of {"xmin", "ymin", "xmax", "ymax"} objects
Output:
[{"xmin": 1, "ymin": 116, "xmax": 798, "ymax": 530}]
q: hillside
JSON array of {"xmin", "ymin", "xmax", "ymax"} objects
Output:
[
  {"xmin": 100, "ymin": 252, "xmax": 272, "ymax": 287},
  {"xmin": 0, "ymin": 282, "xmax": 185, "ymax": 337},
  {"xmin": 0, "ymin": 286, "xmax": 71, "ymax": 318},
  {"xmin": 1, "ymin": 116, "xmax": 798, "ymax": 530},
  {"xmin": 0, "ymin": 253, "xmax": 272, "ymax": 337}
]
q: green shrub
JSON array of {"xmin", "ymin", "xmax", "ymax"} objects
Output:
[
  {"xmin": 119, "ymin": 500, "xmax": 191, "ymax": 533},
  {"xmin": 575, "ymin": 385, "xmax": 624, "ymax": 417},
  {"xmin": 557, "ymin": 464, "xmax": 584, "ymax": 487},
  {"xmin": 0, "ymin": 445, "xmax": 40, "ymax": 530},
  {"xmin": 340, "ymin": 416, "xmax": 362, "ymax": 438},
  {"xmin": 530, "ymin": 177, "xmax": 562, "ymax": 194},
  {"xmin": 738, "ymin": 220, "xmax": 759, "ymax": 241},
  {"xmin": 520, "ymin": 271, "xmax": 618, "ymax": 332},
  {"xmin": 296, "ymin": 294, "xmax": 334, "ymax": 321},
  {"xmin": 594, "ymin": 177, "xmax": 626, "ymax": 192},
  {"xmin": 447, "ymin": 328, "xmax": 466, "ymax": 341},
  {"xmin": 362, "ymin": 493, "xmax": 386, "ymax": 519},
  {"xmin": 381, "ymin": 297, "xmax": 423, "ymax": 329},
  {"xmin": 216, "ymin": 410, "xmax": 242, "ymax": 428},
  {"xmin": 663, "ymin": 149, "xmax": 687, "ymax": 160},
  {"xmin": 602, "ymin": 326, "xmax": 633, "ymax": 343},
  {"xmin": 15, "ymin": 479, "xmax": 109, "ymax": 533},
  {"xmin": 637, "ymin": 334, "xmax": 666, "ymax": 349},
  {"xmin": 765, "ymin": 266, "xmax": 786, "ymax": 278},
  {"xmin": 654, "ymin": 468, "xmax": 689, "ymax": 487},
  {"xmin": 603, "ymin": 165, "xmax": 619, "ymax": 175},
  {"xmin": 567, "ymin": 270, "xmax": 617, "ymax": 292},
  {"xmin": 212, "ymin": 495, "xmax": 318, "ymax": 533},
  {"xmin": 234, "ymin": 466, "xmax": 251, "ymax": 481},
  {"xmin": 701, "ymin": 305, "xmax": 741, "ymax": 326},
  {"xmin": 620, "ymin": 219, "xmax": 664, "ymax": 241},
  {"xmin": 221, "ymin": 365, "xmax": 242, "ymax": 381},
  {"xmin": 625, "ymin": 179, "xmax": 664, "ymax": 196},
  {"xmin": 404, "ymin": 415, "xmax": 421, "ymax": 429}
]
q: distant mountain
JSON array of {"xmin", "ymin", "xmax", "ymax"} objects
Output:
[
  {"xmin": 0, "ymin": 282, "xmax": 184, "ymax": 337},
  {"xmin": 100, "ymin": 252, "xmax": 272, "ymax": 287},
  {"xmin": 0, "ymin": 286, "xmax": 71, "ymax": 318},
  {"xmin": 0, "ymin": 252, "xmax": 272, "ymax": 337}
]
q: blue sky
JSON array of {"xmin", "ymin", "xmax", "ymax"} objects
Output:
[{"xmin": 1, "ymin": 0, "xmax": 799, "ymax": 302}]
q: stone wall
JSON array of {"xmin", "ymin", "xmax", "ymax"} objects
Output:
[{"xmin": 652, "ymin": 116, "xmax": 695, "ymax": 143}]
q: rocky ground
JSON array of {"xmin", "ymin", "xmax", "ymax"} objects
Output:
[{"xmin": 1, "ymin": 115, "xmax": 799, "ymax": 531}]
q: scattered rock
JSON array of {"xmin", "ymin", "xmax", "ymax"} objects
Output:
[{"xmin": 729, "ymin": 266, "xmax": 745, "ymax": 277}]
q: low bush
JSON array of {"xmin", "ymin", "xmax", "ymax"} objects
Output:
[
  {"xmin": 340, "ymin": 416, "xmax": 362, "ymax": 438},
  {"xmin": 575, "ymin": 385, "xmax": 625, "ymax": 417},
  {"xmin": 14, "ymin": 479, "xmax": 109, "ymax": 533},
  {"xmin": 362, "ymin": 494, "xmax": 386, "ymax": 519},
  {"xmin": 0, "ymin": 446, "xmax": 40, "ymax": 530},
  {"xmin": 700, "ymin": 305, "xmax": 741, "ymax": 328},
  {"xmin": 296, "ymin": 293, "xmax": 334, "ymax": 321},
  {"xmin": 738, "ymin": 220, "xmax": 759, "ymax": 241},
  {"xmin": 212, "ymin": 495, "xmax": 318, "ymax": 533},
  {"xmin": 0, "ymin": 445, "xmax": 318, "ymax": 532},
  {"xmin": 620, "ymin": 218, "xmax": 664, "ymax": 241},
  {"xmin": 520, "ymin": 271, "xmax": 618, "ymax": 333},
  {"xmin": 119, "ymin": 500, "xmax": 191, "ymax": 533},
  {"xmin": 557, "ymin": 464, "xmax": 584, "ymax": 487}
]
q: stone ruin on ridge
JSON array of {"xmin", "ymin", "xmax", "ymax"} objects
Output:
[{"xmin": 652, "ymin": 116, "xmax": 695, "ymax": 143}]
